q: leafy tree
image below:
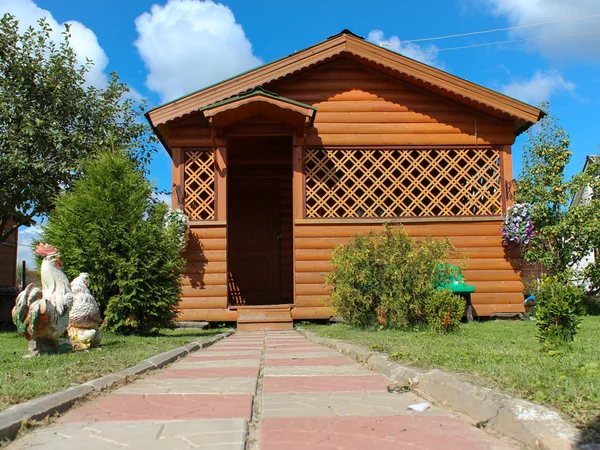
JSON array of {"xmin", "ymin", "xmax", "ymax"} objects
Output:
[
  {"xmin": 516, "ymin": 103, "xmax": 600, "ymax": 291},
  {"xmin": 0, "ymin": 14, "xmax": 156, "ymax": 243},
  {"xmin": 40, "ymin": 150, "xmax": 185, "ymax": 335}
]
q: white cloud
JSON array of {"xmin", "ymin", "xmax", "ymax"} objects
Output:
[
  {"xmin": 483, "ymin": 0, "xmax": 600, "ymax": 61},
  {"xmin": 16, "ymin": 225, "xmax": 41, "ymax": 267},
  {"xmin": 367, "ymin": 30, "xmax": 442, "ymax": 68},
  {"xmin": 501, "ymin": 69, "xmax": 576, "ymax": 104},
  {"xmin": 134, "ymin": 0, "xmax": 262, "ymax": 103},
  {"xmin": 0, "ymin": 0, "xmax": 109, "ymax": 86}
]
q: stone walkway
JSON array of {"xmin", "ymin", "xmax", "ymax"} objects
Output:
[{"xmin": 10, "ymin": 331, "xmax": 514, "ymax": 449}]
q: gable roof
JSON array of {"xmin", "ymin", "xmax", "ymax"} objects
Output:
[
  {"xmin": 571, "ymin": 155, "xmax": 598, "ymax": 207},
  {"xmin": 146, "ymin": 30, "xmax": 544, "ymax": 134}
]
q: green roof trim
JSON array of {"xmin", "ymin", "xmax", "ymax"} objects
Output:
[{"xmin": 201, "ymin": 86, "xmax": 316, "ymax": 112}]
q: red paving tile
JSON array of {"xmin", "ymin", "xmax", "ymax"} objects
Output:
[
  {"xmin": 265, "ymin": 357, "xmax": 356, "ymax": 366},
  {"xmin": 155, "ymin": 367, "xmax": 259, "ymax": 378},
  {"xmin": 260, "ymin": 416, "xmax": 513, "ymax": 450},
  {"xmin": 60, "ymin": 394, "xmax": 253, "ymax": 423},
  {"xmin": 188, "ymin": 354, "xmax": 260, "ymax": 361},
  {"xmin": 262, "ymin": 375, "xmax": 390, "ymax": 393},
  {"xmin": 266, "ymin": 348, "xmax": 336, "ymax": 354}
]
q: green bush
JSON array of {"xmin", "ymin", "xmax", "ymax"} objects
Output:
[
  {"xmin": 41, "ymin": 150, "xmax": 185, "ymax": 335},
  {"xmin": 535, "ymin": 277, "xmax": 582, "ymax": 346},
  {"xmin": 326, "ymin": 226, "xmax": 459, "ymax": 329},
  {"xmin": 426, "ymin": 289, "xmax": 465, "ymax": 334}
]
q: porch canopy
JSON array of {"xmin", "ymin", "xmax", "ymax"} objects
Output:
[{"xmin": 201, "ymin": 87, "xmax": 316, "ymax": 130}]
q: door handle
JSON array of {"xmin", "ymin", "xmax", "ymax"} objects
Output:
[{"xmin": 275, "ymin": 232, "xmax": 281, "ymax": 241}]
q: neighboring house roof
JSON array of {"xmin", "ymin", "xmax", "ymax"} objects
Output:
[
  {"xmin": 571, "ymin": 155, "xmax": 598, "ymax": 207},
  {"xmin": 146, "ymin": 29, "xmax": 545, "ymax": 133}
]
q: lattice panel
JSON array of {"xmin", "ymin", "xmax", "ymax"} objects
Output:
[
  {"xmin": 184, "ymin": 150, "xmax": 215, "ymax": 220},
  {"xmin": 305, "ymin": 148, "xmax": 502, "ymax": 218}
]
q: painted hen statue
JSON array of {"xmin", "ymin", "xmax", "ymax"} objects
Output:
[
  {"xmin": 12, "ymin": 243, "xmax": 73, "ymax": 356},
  {"xmin": 68, "ymin": 272, "xmax": 101, "ymax": 350}
]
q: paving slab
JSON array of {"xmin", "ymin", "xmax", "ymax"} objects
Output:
[
  {"xmin": 11, "ymin": 419, "xmax": 247, "ymax": 450},
  {"xmin": 59, "ymin": 394, "xmax": 253, "ymax": 423},
  {"xmin": 190, "ymin": 350, "xmax": 261, "ymax": 357},
  {"xmin": 265, "ymin": 357, "xmax": 356, "ymax": 366},
  {"xmin": 167, "ymin": 359, "xmax": 260, "ymax": 368},
  {"xmin": 265, "ymin": 348, "xmax": 335, "ymax": 354},
  {"xmin": 265, "ymin": 351, "xmax": 341, "ymax": 359},
  {"xmin": 116, "ymin": 377, "xmax": 258, "ymax": 395},
  {"xmin": 262, "ymin": 375, "xmax": 391, "ymax": 393},
  {"xmin": 264, "ymin": 365, "xmax": 375, "ymax": 377},
  {"xmin": 261, "ymin": 391, "xmax": 445, "ymax": 418},
  {"xmin": 187, "ymin": 354, "xmax": 261, "ymax": 361},
  {"xmin": 155, "ymin": 367, "xmax": 260, "ymax": 379},
  {"xmin": 260, "ymin": 416, "xmax": 513, "ymax": 450}
]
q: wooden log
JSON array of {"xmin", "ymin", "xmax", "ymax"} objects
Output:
[
  {"xmin": 473, "ymin": 304, "xmax": 525, "ymax": 316},
  {"xmin": 295, "ymin": 295, "xmax": 330, "ymax": 307},
  {"xmin": 177, "ymin": 308, "xmax": 237, "ymax": 322},
  {"xmin": 448, "ymin": 259, "xmax": 522, "ymax": 270},
  {"xmin": 309, "ymin": 123, "xmax": 510, "ymax": 136},
  {"xmin": 178, "ymin": 297, "xmax": 228, "ymax": 309},
  {"xmin": 181, "ymin": 273, "xmax": 227, "ymax": 286},
  {"xmin": 185, "ymin": 261, "xmax": 227, "ymax": 274},
  {"xmin": 468, "ymin": 281, "xmax": 523, "ymax": 293},
  {"xmin": 295, "ymin": 223, "xmax": 503, "ymax": 238},
  {"xmin": 471, "ymin": 293, "xmax": 524, "ymax": 305},
  {"xmin": 305, "ymin": 133, "xmax": 501, "ymax": 147},
  {"xmin": 295, "ymin": 272, "xmax": 328, "ymax": 284},
  {"xmin": 314, "ymin": 111, "xmax": 507, "ymax": 125},
  {"xmin": 291, "ymin": 306, "xmax": 335, "ymax": 320},
  {"xmin": 181, "ymin": 285, "xmax": 227, "ymax": 297},
  {"xmin": 295, "ymin": 261, "xmax": 334, "ymax": 273},
  {"xmin": 295, "ymin": 236, "xmax": 503, "ymax": 249},
  {"xmin": 296, "ymin": 284, "xmax": 333, "ymax": 296},
  {"xmin": 462, "ymin": 269, "xmax": 521, "ymax": 281},
  {"xmin": 186, "ymin": 238, "xmax": 227, "ymax": 251},
  {"xmin": 182, "ymin": 250, "xmax": 227, "ymax": 263},
  {"xmin": 295, "ymin": 249, "xmax": 334, "ymax": 261},
  {"xmin": 189, "ymin": 227, "xmax": 227, "ymax": 239}
]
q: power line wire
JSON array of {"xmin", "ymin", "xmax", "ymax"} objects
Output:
[
  {"xmin": 421, "ymin": 30, "xmax": 600, "ymax": 53},
  {"xmin": 401, "ymin": 13, "xmax": 600, "ymax": 44}
]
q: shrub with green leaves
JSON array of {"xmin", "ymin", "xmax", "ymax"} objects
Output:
[
  {"xmin": 326, "ymin": 226, "xmax": 459, "ymax": 329},
  {"xmin": 535, "ymin": 277, "xmax": 582, "ymax": 346},
  {"xmin": 41, "ymin": 150, "xmax": 185, "ymax": 335},
  {"xmin": 426, "ymin": 289, "xmax": 465, "ymax": 334}
]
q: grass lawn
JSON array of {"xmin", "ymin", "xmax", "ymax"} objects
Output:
[
  {"xmin": 0, "ymin": 328, "xmax": 228, "ymax": 411},
  {"xmin": 304, "ymin": 317, "xmax": 600, "ymax": 436}
]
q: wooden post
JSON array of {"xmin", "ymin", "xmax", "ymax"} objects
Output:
[
  {"xmin": 500, "ymin": 144, "xmax": 514, "ymax": 210},
  {"xmin": 172, "ymin": 147, "xmax": 182, "ymax": 210},
  {"xmin": 292, "ymin": 140, "xmax": 304, "ymax": 220},
  {"xmin": 215, "ymin": 145, "xmax": 227, "ymax": 221}
]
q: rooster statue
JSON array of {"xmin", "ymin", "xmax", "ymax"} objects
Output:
[
  {"xmin": 68, "ymin": 272, "xmax": 101, "ymax": 350},
  {"xmin": 12, "ymin": 244, "xmax": 73, "ymax": 356}
]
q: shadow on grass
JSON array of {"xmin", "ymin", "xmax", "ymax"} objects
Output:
[{"xmin": 579, "ymin": 414, "xmax": 600, "ymax": 445}]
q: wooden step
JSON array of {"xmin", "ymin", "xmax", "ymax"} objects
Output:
[{"xmin": 236, "ymin": 304, "xmax": 293, "ymax": 331}]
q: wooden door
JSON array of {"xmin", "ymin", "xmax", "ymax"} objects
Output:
[{"xmin": 228, "ymin": 178, "xmax": 281, "ymax": 305}]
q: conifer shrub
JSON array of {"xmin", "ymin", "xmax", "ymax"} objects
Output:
[
  {"xmin": 426, "ymin": 289, "xmax": 465, "ymax": 334},
  {"xmin": 41, "ymin": 150, "xmax": 185, "ymax": 335},
  {"xmin": 326, "ymin": 226, "xmax": 460, "ymax": 330},
  {"xmin": 535, "ymin": 277, "xmax": 582, "ymax": 346}
]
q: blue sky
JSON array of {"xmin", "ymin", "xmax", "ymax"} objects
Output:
[{"xmin": 4, "ymin": 0, "xmax": 600, "ymax": 263}]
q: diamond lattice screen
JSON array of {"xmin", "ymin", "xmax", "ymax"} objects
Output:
[
  {"xmin": 184, "ymin": 150, "xmax": 215, "ymax": 220},
  {"xmin": 305, "ymin": 148, "xmax": 502, "ymax": 218}
]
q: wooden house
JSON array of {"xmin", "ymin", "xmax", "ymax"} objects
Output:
[{"xmin": 146, "ymin": 30, "xmax": 544, "ymax": 330}]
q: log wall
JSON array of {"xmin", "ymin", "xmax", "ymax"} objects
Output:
[
  {"xmin": 292, "ymin": 221, "xmax": 524, "ymax": 319},
  {"xmin": 178, "ymin": 225, "xmax": 235, "ymax": 321}
]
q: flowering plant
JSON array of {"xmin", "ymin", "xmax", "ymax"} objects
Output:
[
  {"xmin": 164, "ymin": 208, "xmax": 190, "ymax": 249},
  {"xmin": 501, "ymin": 203, "xmax": 534, "ymax": 248}
]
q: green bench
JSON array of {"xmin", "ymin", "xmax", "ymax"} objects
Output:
[{"xmin": 436, "ymin": 264, "xmax": 475, "ymax": 321}]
